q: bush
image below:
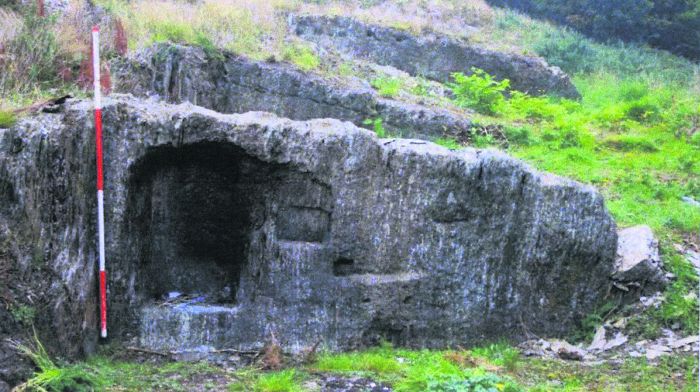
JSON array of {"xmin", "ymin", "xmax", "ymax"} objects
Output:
[{"xmin": 448, "ymin": 69, "xmax": 509, "ymax": 115}]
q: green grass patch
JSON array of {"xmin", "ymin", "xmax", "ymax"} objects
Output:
[
  {"xmin": 372, "ymin": 76, "xmax": 403, "ymax": 98},
  {"xmin": 0, "ymin": 111, "xmax": 17, "ymax": 128},
  {"xmin": 282, "ymin": 44, "xmax": 320, "ymax": 71},
  {"xmin": 434, "ymin": 137, "xmax": 462, "ymax": 150},
  {"xmin": 363, "ymin": 117, "xmax": 387, "ymax": 138},
  {"xmin": 229, "ymin": 369, "xmax": 306, "ymax": 392}
]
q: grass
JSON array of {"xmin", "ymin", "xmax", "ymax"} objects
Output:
[
  {"xmin": 434, "ymin": 137, "xmax": 462, "ymax": 150},
  {"xmin": 229, "ymin": 369, "xmax": 305, "ymax": 392},
  {"xmin": 282, "ymin": 43, "xmax": 320, "ymax": 71},
  {"xmin": 11, "ymin": 336, "xmax": 699, "ymax": 391},
  {"xmin": 371, "ymin": 76, "xmax": 403, "ymax": 98},
  {"xmin": 0, "ymin": 110, "xmax": 18, "ymax": 128}
]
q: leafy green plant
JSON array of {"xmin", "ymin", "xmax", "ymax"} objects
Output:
[
  {"xmin": 448, "ymin": 69, "xmax": 509, "ymax": 115},
  {"xmin": 372, "ymin": 76, "xmax": 403, "ymax": 98},
  {"xmin": 363, "ymin": 117, "xmax": 387, "ymax": 138}
]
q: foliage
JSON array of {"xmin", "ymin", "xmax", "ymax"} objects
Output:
[
  {"xmin": 487, "ymin": 0, "xmax": 700, "ymax": 60},
  {"xmin": 448, "ymin": 69, "xmax": 509, "ymax": 115},
  {"xmin": 371, "ymin": 76, "xmax": 403, "ymax": 98},
  {"xmin": 363, "ymin": 117, "xmax": 387, "ymax": 138}
]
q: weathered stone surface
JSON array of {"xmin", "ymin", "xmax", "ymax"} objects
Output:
[
  {"xmin": 613, "ymin": 225, "xmax": 667, "ymax": 293},
  {"xmin": 289, "ymin": 14, "xmax": 580, "ymax": 99},
  {"xmin": 111, "ymin": 44, "xmax": 473, "ymax": 141},
  {"xmin": 0, "ymin": 95, "xmax": 616, "ymax": 359}
]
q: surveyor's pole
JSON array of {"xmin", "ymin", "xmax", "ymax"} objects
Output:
[{"xmin": 92, "ymin": 25, "xmax": 107, "ymax": 339}]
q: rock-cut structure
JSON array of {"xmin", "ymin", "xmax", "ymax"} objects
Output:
[{"xmin": 0, "ymin": 95, "xmax": 617, "ymax": 361}]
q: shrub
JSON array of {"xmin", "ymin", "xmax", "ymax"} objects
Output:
[
  {"xmin": 448, "ymin": 69, "xmax": 509, "ymax": 115},
  {"xmin": 371, "ymin": 76, "xmax": 403, "ymax": 98}
]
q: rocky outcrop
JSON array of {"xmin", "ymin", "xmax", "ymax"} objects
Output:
[
  {"xmin": 0, "ymin": 95, "xmax": 617, "ymax": 362},
  {"xmin": 613, "ymin": 225, "xmax": 667, "ymax": 294},
  {"xmin": 111, "ymin": 44, "xmax": 473, "ymax": 141},
  {"xmin": 289, "ymin": 15, "xmax": 580, "ymax": 99}
]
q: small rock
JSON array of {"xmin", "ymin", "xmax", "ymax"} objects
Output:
[
  {"xmin": 669, "ymin": 335, "xmax": 699, "ymax": 349},
  {"xmin": 613, "ymin": 226, "xmax": 667, "ymax": 292},
  {"xmin": 588, "ymin": 326, "xmax": 607, "ymax": 351},
  {"xmin": 639, "ymin": 293, "xmax": 664, "ymax": 308},
  {"xmin": 603, "ymin": 333, "xmax": 628, "ymax": 351},
  {"xmin": 551, "ymin": 340, "xmax": 587, "ymax": 361},
  {"xmin": 682, "ymin": 196, "xmax": 700, "ymax": 207},
  {"xmin": 167, "ymin": 291, "xmax": 182, "ymax": 300},
  {"xmin": 645, "ymin": 344, "xmax": 671, "ymax": 360}
]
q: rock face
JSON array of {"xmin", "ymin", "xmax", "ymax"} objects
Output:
[
  {"xmin": 0, "ymin": 95, "xmax": 617, "ymax": 361},
  {"xmin": 613, "ymin": 225, "xmax": 667, "ymax": 294},
  {"xmin": 111, "ymin": 44, "xmax": 473, "ymax": 142},
  {"xmin": 289, "ymin": 15, "xmax": 580, "ymax": 99}
]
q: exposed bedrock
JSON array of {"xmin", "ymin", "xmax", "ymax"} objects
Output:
[
  {"xmin": 111, "ymin": 44, "xmax": 473, "ymax": 141},
  {"xmin": 0, "ymin": 95, "xmax": 616, "ymax": 359},
  {"xmin": 289, "ymin": 14, "xmax": 581, "ymax": 99}
]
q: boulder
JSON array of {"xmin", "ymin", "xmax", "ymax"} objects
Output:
[
  {"xmin": 0, "ymin": 95, "xmax": 617, "ymax": 358},
  {"xmin": 289, "ymin": 14, "xmax": 580, "ymax": 99},
  {"xmin": 613, "ymin": 225, "xmax": 667, "ymax": 293},
  {"xmin": 111, "ymin": 44, "xmax": 474, "ymax": 142}
]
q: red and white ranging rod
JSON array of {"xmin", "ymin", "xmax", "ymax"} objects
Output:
[{"xmin": 92, "ymin": 25, "xmax": 107, "ymax": 339}]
